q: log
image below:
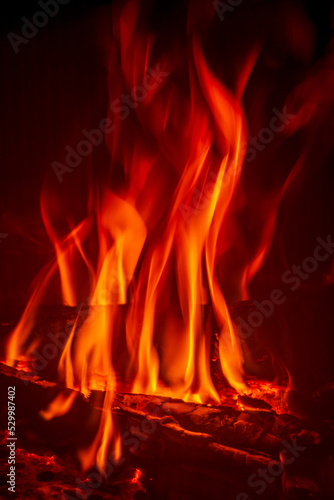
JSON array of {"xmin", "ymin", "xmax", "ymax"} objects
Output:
[
  {"xmin": 0, "ymin": 363, "xmax": 271, "ymax": 467},
  {"xmin": 1, "ymin": 363, "xmax": 334, "ymax": 500},
  {"xmin": 0, "ymin": 362, "xmax": 332, "ymax": 460}
]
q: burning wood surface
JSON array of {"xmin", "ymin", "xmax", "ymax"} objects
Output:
[{"xmin": 1, "ymin": 362, "xmax": 333, "ymax": 499}]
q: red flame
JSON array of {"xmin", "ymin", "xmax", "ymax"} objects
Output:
[{"xmin": 6, "ymin": 0, "xmax": 333, "ymax": 470}]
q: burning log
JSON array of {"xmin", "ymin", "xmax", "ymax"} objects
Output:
[
  {"xmin": 0, "ymin": 363, "xmax": 275, "ymax": 499},
  {"xmin": 113, "ymin": 393, "xmax": 330, "ymax": 457},
  {"xmin": 1, "ymin": 367, "xmax": 334, "ymax": 499},
  {"xmin": 0, "ymin": 363, "xmax": 270, "ymax": 466},
  {"xmin": 0, "ymin": 363, "xmax": 332, "ymax": 463}
]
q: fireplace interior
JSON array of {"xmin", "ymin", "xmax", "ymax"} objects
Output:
[{"xmin": 1, "ymin": 0, "xmax": 334, "ymax": 499}]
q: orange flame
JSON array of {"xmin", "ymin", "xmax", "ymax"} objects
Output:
[{"xmin": 7, "ymin": 0, "xmax": 329, "ymax": 468}]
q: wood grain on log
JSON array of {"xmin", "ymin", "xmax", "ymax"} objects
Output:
[
  {"xmin": 1, "ymin": 363, "xmax": 334, "ymax": 500},
  {"xmin": 0, "ymin": 363, "xmax": 332, "ymax": 461}
]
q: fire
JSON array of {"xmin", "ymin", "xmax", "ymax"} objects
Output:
[
  {"xmin": 131, "ymin": 468, "xmax": 142, "ymax": 485},
  {"xmin": 6, "ymin": 0, "xmax": 323, "ymax": 470},
  {"xmin": 40, "ymin": 392, "xmax": 77, "ymax": 421}
]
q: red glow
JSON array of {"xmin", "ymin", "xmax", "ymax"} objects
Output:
[
  {"xmin": 131, "ymin": 468, "xmax": 142, "ymax": 485},
  {"xmin": 4, "ymin": 0, "xmax": 333, "ymax": 471}
]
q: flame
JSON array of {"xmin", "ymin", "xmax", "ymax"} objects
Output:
[
  {"xmin": 6, "ymin": 259, "xmax": 59, "ymax": 365},
  {"xmin": 7, "ymin": 0, "xmax": 254, "ymax": 434},
  {"xmin": 131, "ymin": 468, "xmax": 142, "ymax": 484},
  {"xmin": 78, "ymin": 387, "xmax": 122, "ymax": 472},
  {"xmin": 7, "ymin": 0, "xmax": 330, "ymax": 469},
  {"xmin": 40, "ymin": 392, "xmax": 77, "ymax": 421},
  {"xmin": 54, "ymin": 193, "xmax": 146, "ymax": 469}
]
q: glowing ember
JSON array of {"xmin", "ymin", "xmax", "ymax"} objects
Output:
[{"xmin": 131, "ymin": 468, "xmax": 142, "ymax": 485}]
